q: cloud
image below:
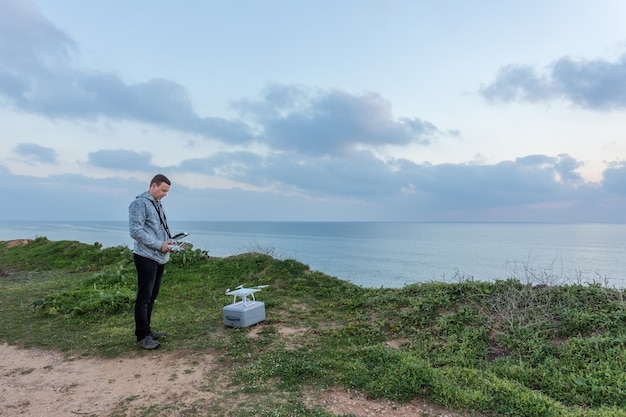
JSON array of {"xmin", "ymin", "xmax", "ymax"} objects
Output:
[
  {"xmin": 479, "ymin": 65, "xmax": 553, "ymax": 103},
  {"xmin": 0, "ymin": 152, "xmax": 624, "ymax": 222},
  {"xmin": 0, "ymin": 1, "xmax": 446, "ymax": 158},
  {"xmin": 480, "ymin": 54, "xmax": 626, "ymax": 110},
  {"xmin": 415, "ymin": 154, "xmax": 589, "ymax": 209},
  {"xmin": 234, "ymin": 85, "xmax": 443, "ymax": 156},
  {"xmin": 0, "ymin": 170, "xmax": 137, "ymax": 221},
  {"xmin": 0, "ymin": 0, "xmax": 77, "ymax": 71},
  {"xmin": 2, "ymin": 0, "xmax": 625, "ymax": 223},
  {"xmin": 13, "ymin": 142, "xmax": 57, "ymax": 163},
  {"xmin": 0, "ymin": 0, "xmax": 252, "ymax": 142},
  {"xmin": 180, "ymin": 149, "xmax": 417, "ymax": 200},
  {"xmin": 602, "ymin": 162, "xmax": 626, "ymax": 195},
  {"xmin": 174, "ymin": 147, "xmax": 598, "ymax": 215},
  {"xmin": 88, "ymin": 149, "xmax": 153, "ymax": 171}
]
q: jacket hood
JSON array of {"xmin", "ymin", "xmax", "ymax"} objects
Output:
[{"xmin": 135, "ymin": 191, "xmax": 155, "ymax": 201}]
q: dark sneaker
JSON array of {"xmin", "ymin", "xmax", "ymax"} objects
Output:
[
  {"xmin": 138, "ymin": 335, "xmax": 160, "ymax": 350},
  {"xmin": 149, "ymin": 330, "xmax": 167, "ymax": 340}
]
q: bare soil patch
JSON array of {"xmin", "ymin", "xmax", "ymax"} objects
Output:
[
  {"xmin": 0, "ymin": 343, "xmax": 220, "ymax": 416},
  {"xmin": 1, "ymin": 342, "xmax": 468, "ymax": 417},
  {"xmin": 5, "ymin": 239, "xmax": 33, "ymax": 248}
]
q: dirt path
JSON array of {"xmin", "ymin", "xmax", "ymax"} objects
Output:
[
  {"xmin": 0, "ymin": 343, "xmax": 467, "ymax": 417},
  {"xmin": 0, "ymin": 343, "xmax": 220, "ymax": 416}
]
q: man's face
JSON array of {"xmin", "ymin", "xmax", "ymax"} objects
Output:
[{"xmin": 149, "ymin": 182, "xmax": 170, "ymax": 201}]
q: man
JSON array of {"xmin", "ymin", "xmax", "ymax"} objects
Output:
[{"xmin": 129, "ymin": 174, "xmax": 175, "ymax": 350}]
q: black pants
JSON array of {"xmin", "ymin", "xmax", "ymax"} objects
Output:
[{"xmin": 134, "ymin": 254, "xmax": 165, "ymax": 341}]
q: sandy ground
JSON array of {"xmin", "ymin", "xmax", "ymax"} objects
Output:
[
  {"xmin": 0, "ymin": 343, "xmax": 220, "ymax": 416},
  {"xmin": 0, "ymin": 342, "xmax": 468, "ymax": 417}
]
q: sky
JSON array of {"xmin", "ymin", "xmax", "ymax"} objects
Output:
[{"xmin": 1, "ymin": 0, "xmax": 626, "ymax": 222}]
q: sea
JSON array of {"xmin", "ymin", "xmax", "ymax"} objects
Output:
[{"xmin": 1, "ymin": 221, "xmax": 625, "ymax": 289}]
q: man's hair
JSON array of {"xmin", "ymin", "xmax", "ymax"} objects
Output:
[{"xmin": 150, "ymin": 174, "xmax": 171, "ymax": 186}]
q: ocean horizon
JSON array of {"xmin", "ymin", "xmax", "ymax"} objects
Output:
[{"xmin": 1, "ymin": 220, "xmax": 625, "ymax": 289}]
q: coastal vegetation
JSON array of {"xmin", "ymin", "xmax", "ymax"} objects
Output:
[{"xmin": 1, "ymin": 237, "xmax": 626, "ymax": 417}]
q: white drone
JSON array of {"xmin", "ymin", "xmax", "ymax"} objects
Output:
[{"xmin": 225, "ymin": 284, "xmax": 268, "ymax": 306}]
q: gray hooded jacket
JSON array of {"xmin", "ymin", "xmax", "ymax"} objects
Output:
[{"xmin": 129, "ymin": 191, "xmax": 170, "ymax": 264}]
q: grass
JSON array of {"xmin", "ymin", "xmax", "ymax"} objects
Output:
[{"xmin": 1, "ymin": 237, "xmax": 626, "ymax": 416}]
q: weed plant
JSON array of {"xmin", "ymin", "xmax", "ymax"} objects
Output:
[{"xmin": 1, "ymin": 238, "xmax": 626, "ymax": 416}]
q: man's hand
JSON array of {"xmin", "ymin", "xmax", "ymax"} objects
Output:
[{"xmin": 161, "ymin": 241, "xmax": 175, "ymax": 252}]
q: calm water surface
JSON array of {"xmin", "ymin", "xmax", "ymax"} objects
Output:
[{"xmin": 1, "ymin": 221, "xmax": 624, "ymax": 288}]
